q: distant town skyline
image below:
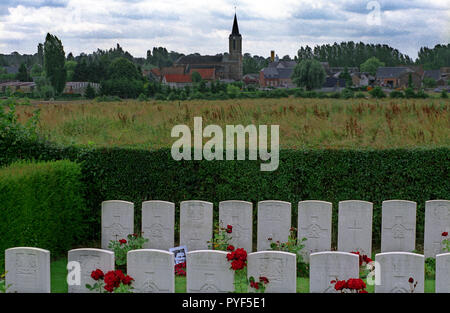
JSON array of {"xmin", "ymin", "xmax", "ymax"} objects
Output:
[{"xmin": 0, "ymin": 0, "xmax": 449, "ymax": 60}]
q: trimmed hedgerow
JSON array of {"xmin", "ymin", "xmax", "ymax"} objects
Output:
[
  {"xmin": 2, "ymin": 138, "xmax": 448, "ymax": 250},
  {"xmin": 0, "ymin": 160, "xmax": 89, "ymax": 268}
]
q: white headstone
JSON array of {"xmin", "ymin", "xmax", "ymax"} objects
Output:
[
  {"xmin": 68, "ymin": 248, "xmax": 114, "ymax": 293},
  {"xmin": 297, "ymin": 200, "xmax": 332, "ymax": 261},
  {"xmin": 381, "ymin": 200, "xmax": 416, "ymax": 252},
  {"xmin": 219, "ymin": 200, "xmax": 253, "ymax": 252},
  {"xmin": 142, "ymin": 201, "xmax": 175, "ymax": 250},
  {"xmin": 180, "ymin": 201, "xmax": 213, "ymax": 251},
  {"xmin": 101, "ymin": 200, "xmax": 134, "ymax": 250},
  {"xmin": 375, "ymin": 252, "xmax": 424, "ymax": 293},
  {"xmin": 127, "ymin": 249, "xmax": 175, "ymax": 293},
  {"xmin": 257, "ymin": 201, "xmax": 291, "ymax": 251},
  {"xmin": 309, "ymin": 251, "xmax": 360, "ymax": 293},
  {"xmin": 338, "ymin": 200, "xmax": 373, "ymax": 256},
  {"xmin": 186, "ymin": 250, "xmax": 234, "ymax": 293},
  {"xmin": 247, "ymin": 251, "xmax": 296, "ymax": 293},
  {"xmin": 5, "ymin": 247, "xmax": 50, "ymax": 293},
  {"xmin": 436, "ymin": 253, "xmax": 450, "ymax": 293},
  {"xmin": 424, "ymin": 200, "xmax": 450, "ymax": 258}
]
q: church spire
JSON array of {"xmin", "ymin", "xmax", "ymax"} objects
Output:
[{"xmin": 231, "ymin": 13, "xmax": 240, "ymax": 36}]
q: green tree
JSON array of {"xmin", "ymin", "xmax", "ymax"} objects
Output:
[
  {"xmin": 44, "ymin": 33, "xmax": 67, "ymax": 94},
  {"xmin": 291, "ymin": 59, "xmax": 326, "ymax": 90},
  {"xmin": 108, "ymin": 57, "xmax": 140, "ymax": 80},
  {"xmin": 30, "ymin": 64, "xmax": 43, "ymax": 78},
  {"xmin": 16, "ymin": 63, "xmax": 30, "ymax": 82},
  {"xmin": 65, "ymin": 60, "xmax": 77, "ymax": 81},
  {"xmin": 360, "ymin": 57, "xmax": 385, "ymax": 76},
  {"xmin": 191, "ymin": 71, "xmax": 202, "ymax": 83},
  {"xmin": 339, "ymin": 67, "xmax": 352, "ymax": 87},
  {"xmin": 85, "ymin": 83, "xmax": 96, "ymax": 99},
  {"xmin": 422, "ymin": 77, "xmax": 437, "ymax": 88}
]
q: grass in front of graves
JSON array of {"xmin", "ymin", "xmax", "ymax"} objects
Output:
[
  {"xmin": 14, "ymin": 98, "xmax": 450, "ymax": 150},
  {"xmin": 50, "ymin": 258, "xmax": 435, "ymax": 293}
]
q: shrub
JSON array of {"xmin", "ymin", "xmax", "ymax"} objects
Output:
[
  {"xmin": 442, "ymin": 90, "xmax": 449, "ymax": 99},
  {"xmin": 415, "ymin": 89, "xmax": 429, "ymax": 99},
  {"xmin": 404, "ymin": 87, "xmax": 416, "ymax": 99},
  {"xmin": 341, "ymin": 88, "xmax": 354, "ymax": 99},
  {"xmin": 390, "ymin": 90, "xmax": 405, "ymax": 98},
  {"xmin": 355, "ymin": 92, "xmax": 366, "ymax": 99},
  {"xmin": 0, "ymin": 160, "xmax": 88, "ymax": 269},
  {"xmin": 368, "ymin": 87, "xmax": 386, "ymax": 98},
  {"xmin": 1, "ymin": 133, "xmax": 448, "ymax": 251},
  {"xmin": 85, "ymin": 83, "xmax": 96, "ymax": 99},
  {"xmin": 100, "ymin": 78, "xmax": 144, "ymax": 99}
]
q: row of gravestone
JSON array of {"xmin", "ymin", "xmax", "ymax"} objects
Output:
[
  {"xmin": 102, "ymin": 199, "xmax": 450, "ymax": 259},
  {"xmin": 4, "ymin": 247, "xmax": 450, "ymax": 293}
]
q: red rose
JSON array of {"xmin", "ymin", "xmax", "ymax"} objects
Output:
[
  {"xmin": 259, "ymin": 276, "xmax": 269, "ymax": 284},
  {"xmin": 408, "ymin": 277, "xmax": 414, "ymax": 284},
  {"xmin": 347, "ymin": 278, "xmax": 366, "ymax": 290},
  {"xmin": 104, "ymin": 271, "xmax": 121, "ymax": 288},
  {"xmin": 226, "ymin": 225, "xmax": 233, "ymax": 234},
  {"xmin": 226, "ymin": 252, "xmax": 234, "ymax": 261},
  {"xmin": 133, "ymin": 233, "xmax": 138, "ymax": 237},
  {"xmin": 362, "ymin": 255, "xmax": 373, "ymax": 264},
  {"xmin": 90, "ymin": 269, "xmax": 104, "ymax": 281},
  {"xmin": 119, "ymin": 239, "xmax": 127, "ymax": 244},
  {"xmin": 104, "ymin": 284, "xmax": 114, "ymax": 293},
  {"xmin": 234, "ymin": 248, "xmax": 247, "ymax": 261},
  {"xmin": 334, "ymin": 280, "xmax": 347, "ymax": 291},
  {"xmin": 231, "ymin": 259, "xmax": 245, "ymax": 270},
  {"xmin": 442, "ymin": 232, "xmax": 449, "ymax": 237},
  {"xmin": 359, "ymin": 290, "xmax": 368, "ymax": 293},
  {"xmin": 122, "ymin": 275, "xmax": 134, "ymax": 285},
  {"xmin": 227, "ymin": 245, "xmax": 235, "ymax": 251}
]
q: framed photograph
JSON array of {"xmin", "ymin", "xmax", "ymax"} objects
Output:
[{"xmin": 169, "ymin": 245, "xmax": 188, "ymax": 264}]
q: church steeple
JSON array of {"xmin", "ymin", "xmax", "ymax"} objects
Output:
[
  {"xmin": 228, "ymin": 12, "xmax": 243, "ymax": 81},
  {"xmin": 231, "ymin": 13, "xmax": 240, "ymax": 36}
]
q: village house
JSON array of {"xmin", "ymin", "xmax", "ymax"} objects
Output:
[
  {"xmin": 259, "ymin": 60, "xmax": 297, "ymax": 88},
  {"xmin": 351, "ymin": 72, "xmax": 375, "ymax": 87},
  {"xmin": 0, "ymin": 81, "xmax": 99, "ymax": 96},
  {"xmin": 423, "ymin": 68, "xmax": 448, "ymax": 86},
  {"xmin": 375, "ymin": 67, "xmax": 422, "ymax": 88}
]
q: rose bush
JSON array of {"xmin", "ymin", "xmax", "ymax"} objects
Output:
[
  {"xmin": 108, "ymin": 233, "xmax": 149, "ymax": 268},
  {"xmin": 330, "ymin": 278, "xmax": 367, "ymax": 293},
  {"xmin": 249, "ymin": 276, "xmax": 269, "ymax": 293},
  {"xmin": 86, "ymin": 269, "xmax": 134, "ymax": 293},
  {"xmin": 269, "ymin": 227, "xmax": 309, "ymax": 277}
]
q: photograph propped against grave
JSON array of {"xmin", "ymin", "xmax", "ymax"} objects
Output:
[{"xmin": 0, "ymin": 0, "xmax": 449, "ymax": 297}]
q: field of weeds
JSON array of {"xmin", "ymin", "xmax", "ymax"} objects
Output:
[{"xmin": 14, "ymin": 97, "xmax": 450, "ymax": 150}]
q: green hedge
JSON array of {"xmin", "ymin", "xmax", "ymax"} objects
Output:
[
  {"xmin": 2, "ymin": 139, "xmax": 448, "ymax": 250},
  {"xmin": 0, "ymin": 160, "xmax": 88, "ymax": 268}
]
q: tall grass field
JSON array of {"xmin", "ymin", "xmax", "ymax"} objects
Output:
[{"xmin": 13, "ymin": 97, "xmax": 450, "ymax": 150}]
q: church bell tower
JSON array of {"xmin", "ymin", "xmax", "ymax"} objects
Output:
[{"xmin": 228, "ymin": 13, "xmax": 243, "ymax": 80}]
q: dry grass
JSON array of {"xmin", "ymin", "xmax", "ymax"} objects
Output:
[{"xmin": 14, "ymin": 97, "xmax": 450, "ymax": 150}]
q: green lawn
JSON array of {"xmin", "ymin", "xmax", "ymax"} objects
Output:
[{"xmin": 50, "ymin": 258, "xmax": 435, "ymax": 293}]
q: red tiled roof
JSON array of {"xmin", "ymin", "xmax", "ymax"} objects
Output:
[
  {"xmin": 189, "ymin": 68, "xmax": 215, "ymax": 80},
  {"xmin": 150, "ymin": 68, "xmax": 161, "ymax": 76},
  {"xmin": 164, "ymin": 74, "xmax": 192, "ymax": 83},
  {"xmin": 161, "ymin": 66, "xmax": 185, "ymax": 76}
]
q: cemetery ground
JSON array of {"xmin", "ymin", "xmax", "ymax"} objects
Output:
[
  {"xmin": 13, "ymin": 97, "xmax": 450, "ymax": 150},
  {"xmin": 48, "ymin": 256, "xmax": 436, "ymax": 293}
]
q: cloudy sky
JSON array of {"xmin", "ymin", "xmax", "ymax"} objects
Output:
[{"xmin": 0, "ymin": 0, "xmax": 449, "ymax": 60}]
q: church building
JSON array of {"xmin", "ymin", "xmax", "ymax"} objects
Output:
[{"xmin": 167, "ymin": 14, "xmax": 243, "ymax": 83}]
